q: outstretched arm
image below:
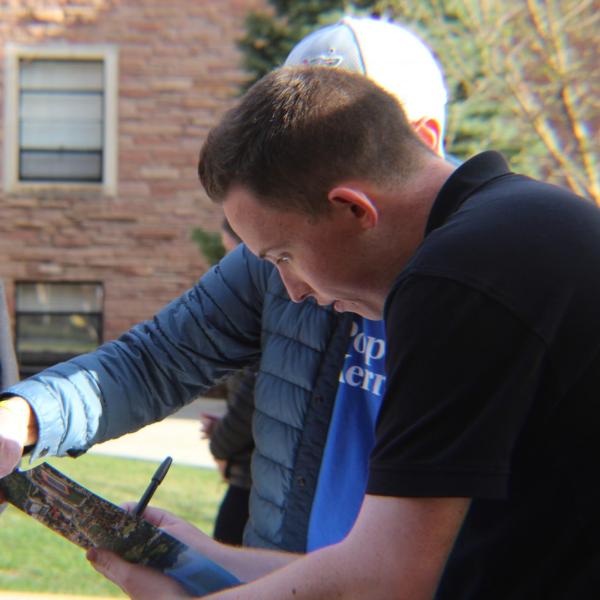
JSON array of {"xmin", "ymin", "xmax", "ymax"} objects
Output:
[
  {"xmin": 88, "ymin": 504, "xmax": 300, "ymax": 595},
  {"xmin": 0, "ymin": 245, "xmax": 271, "ymax": 472},
  {"xmin": 89, "ymin": 494, "xmax": 469, "ymax": 599}
]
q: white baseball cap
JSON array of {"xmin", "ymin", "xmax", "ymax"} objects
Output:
[{"xmin": 284, "ymin": 16, "xmax": 448, "ymax": 135}]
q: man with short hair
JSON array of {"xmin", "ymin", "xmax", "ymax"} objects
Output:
[
  {"xmin": 0, "ymin": 17, "xmax": 449, "ymax": 555},
  {"xmin": 89, "ymin": 65, "xmax": 600, "ymax": 599}
]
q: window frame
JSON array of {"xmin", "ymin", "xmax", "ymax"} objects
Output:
[
  {"xmin": 14, "ymin": 280, "xmax": 104, "ymax": 378},
  {"xmin": 3, "ymin": 43, "xmax": 118, "ymax": 194}
]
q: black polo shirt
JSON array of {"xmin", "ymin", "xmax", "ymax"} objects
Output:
[{"xmin": 368, "ymin": 152, "xmax": 600, "ymax": 598}]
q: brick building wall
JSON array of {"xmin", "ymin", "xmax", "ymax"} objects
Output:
[{"xmin": 0, "ymin": 0, "xmax": 266, "ymax": 364}]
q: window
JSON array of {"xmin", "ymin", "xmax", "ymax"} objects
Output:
[
  {"xmin": 15, "ymin": 282, "xmax": 103, "ymax": 378},
  {"xmin": 20, "ymin": 59, "xmax": 104, "ymax": 182},
  {"xmin": 4, "ymin": 44, "xmax": 118, "ymax": 193}
]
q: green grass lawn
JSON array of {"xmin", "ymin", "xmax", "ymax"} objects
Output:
[{"xmin": 0, "ymin": 454, "xmax": 224, "ymax": 597}]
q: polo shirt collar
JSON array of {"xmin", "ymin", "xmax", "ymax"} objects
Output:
[{"xmin": 425, "ymin": 151, "xmax": 511, "ymax": 236}]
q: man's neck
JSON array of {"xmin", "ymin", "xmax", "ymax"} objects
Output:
[{"xmin": 373, "ymin": 156, "xmax": 456, "ymax": 288}]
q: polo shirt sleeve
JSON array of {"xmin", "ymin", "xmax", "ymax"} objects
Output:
[{"xmin": 368, "ymin": 275, "xmax": 547, "ymax": 499}]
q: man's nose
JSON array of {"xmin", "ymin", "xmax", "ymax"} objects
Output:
[{"xmin": 280, "ymin": 270, "xmax": 312, "ymax": 303}]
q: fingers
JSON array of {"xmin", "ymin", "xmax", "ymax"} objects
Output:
[
  {"xmin": 121, "ymin": 502, "xmax": 181, "ymax": 528},
  {"xmin": 127, "ymin": 504, "xmax": 180, "ymax": 528},
  {"xmin": 199, "ymin": 412, "xmax": 219, "ymax": 420},
  {"xmin": 0, "ymin": 397, "xmax": 38, "ymax": 453},
  {"xmin": 199, "ymin": 414, "xmax": 219, "ymax": 439},
  {"xmin": 121, "ymin": 501, "xmax": 137, "ymax": 513},
  {"xmin": 87, "ymin": 548, "xmax": 133, "ymax": 588},
  {"xmin": 118, "ymin": 504, "xmax": 213, "ymax": 555},
  {"xmin": 0, "ymin": 436, "xmax": 24, "ymax": 478},
  {"xmin": 0, "ymin": 397, "xmax": 38, "ymax": 478},
  {"xmin": 87, "ymin": 548, "xmax": 189, "ymax": 599}
]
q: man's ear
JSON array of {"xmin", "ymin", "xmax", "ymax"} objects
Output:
[
  {"xmin": 412, "ymin": 117, "xmax": 443, "ymax": 156},
  {"xmin": 327, "ymin": 186, "xmax": 379, "ymax": 229}
]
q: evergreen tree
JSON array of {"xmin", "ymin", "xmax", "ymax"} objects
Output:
[
  {"xmin": 238, "ymin": 0, "xmax": 599, "ymax": 202},
  {"xmin": 382, "ymin": 0, "xmax": 598, "ymax": 200},
  {"xmin": 238, "ymin": 1, "xmax": 378, "ymax": 88},
  {"xmin": 191, "ymin": 228, "xmax": 225, "ymax": 266}
]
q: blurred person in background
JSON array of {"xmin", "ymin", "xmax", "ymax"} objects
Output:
[{"xmin": 200, "ymin": 220, "xmax": 255, "ymax": 546}]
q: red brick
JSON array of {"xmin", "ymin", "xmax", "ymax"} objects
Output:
[{"xmin": 0, "ymin": 0, "xmax": 265, "ymax": 343}]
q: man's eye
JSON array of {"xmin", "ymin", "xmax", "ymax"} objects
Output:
[{"xmin": 276, "ymin": 255, "xmax": 290, "ymax": 265}]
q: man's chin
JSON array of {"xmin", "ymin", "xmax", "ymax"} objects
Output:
[
  {"xmin": 333, "ymin": 300, "xmax": 381, "ymax": 320},
  {"xmin": 332, "ymin": 300, "xmax": 349, "ymax": 313}
]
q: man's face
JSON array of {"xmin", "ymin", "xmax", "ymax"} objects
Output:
[{"xmin": 223, "ymin": 186, "xmax": 385, "ymax": 319}]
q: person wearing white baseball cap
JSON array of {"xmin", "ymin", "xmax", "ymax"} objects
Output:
[{"xmin": 285, "ymin": 16, "xmax": 448, "ymax": 156}]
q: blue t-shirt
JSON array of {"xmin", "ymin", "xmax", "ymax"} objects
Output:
[{"xmin": 306, "ymin": 316, "xmax": 386, "ymax": 551}]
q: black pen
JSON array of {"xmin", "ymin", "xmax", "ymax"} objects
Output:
[{"xmin": 132, "ymin": 456, "xmax": 173, "ymax": 517}]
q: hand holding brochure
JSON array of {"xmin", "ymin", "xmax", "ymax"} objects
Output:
[{"xmin": 0, "ymin": 462, "xmax": 240, "ymax": 596}]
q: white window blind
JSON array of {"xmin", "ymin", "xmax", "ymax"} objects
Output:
[{"xmin": 19, "ymin": 59, "xmax": 104, "ymax": 182}]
